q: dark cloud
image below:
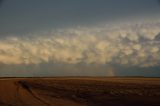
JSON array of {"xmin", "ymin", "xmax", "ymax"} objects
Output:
[
  {"xmin": 0, "ymin": 0, "xmax": 160, "ymax": 36},
  {"xmin": 158, "ymin": 0, "xmax": 160, "ymax": 4},
  {"xmin": 0, "ymin": 0, "xmax": 3, "ymax": 7}
]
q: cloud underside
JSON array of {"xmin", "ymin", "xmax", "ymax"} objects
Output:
[{"xmin": 0, "ymin": 22, "xmax": 160, "ymax": 67}]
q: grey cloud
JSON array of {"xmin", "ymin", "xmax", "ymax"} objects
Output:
[{"xmin": 0, "ymin": 0, "xmax": 160, "ymax": 36}]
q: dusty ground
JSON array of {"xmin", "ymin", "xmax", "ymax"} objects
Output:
[{"xmin": 0, "ymin": 77, "xmax": 160, "ymax": 106}]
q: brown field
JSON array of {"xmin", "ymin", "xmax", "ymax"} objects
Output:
[{"xmin": 0, "ymin": 77, "xmax": 160, "ymax": 106}]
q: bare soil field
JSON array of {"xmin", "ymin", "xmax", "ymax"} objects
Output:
[{"xmin": 0, "ymin": 77, "xmax": 160, "ymax": 106}]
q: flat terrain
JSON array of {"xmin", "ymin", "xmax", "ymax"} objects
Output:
[{"xmin": 0, "ymin": 77, "xmax": 160, "ymax": 106}]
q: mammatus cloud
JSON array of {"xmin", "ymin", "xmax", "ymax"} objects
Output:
[{"xmin": 0, "ymin": 22, "xmax": 160, "ymax": 67}]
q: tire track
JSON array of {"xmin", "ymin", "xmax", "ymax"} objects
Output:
[
  {"xmin": 15, "ymin": 82, "xmax": 27, "ymax": 106},
  {"xmin": 17, "ymin": 81, "xmax": 50, "ymax": 106}
]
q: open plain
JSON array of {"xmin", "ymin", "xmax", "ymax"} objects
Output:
[{"xmin": 0, "ymin": 77, "xmax": 160, "ymax": 106}]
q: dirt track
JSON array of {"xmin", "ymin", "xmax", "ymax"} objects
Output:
[{"xmin": 0, "ymin": 77, "xmax": 160, "ymax": 106}]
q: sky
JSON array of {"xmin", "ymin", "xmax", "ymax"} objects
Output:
[{"xmin": 0, "ymin": 0, "xmax": 160, "ymax": 77}]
